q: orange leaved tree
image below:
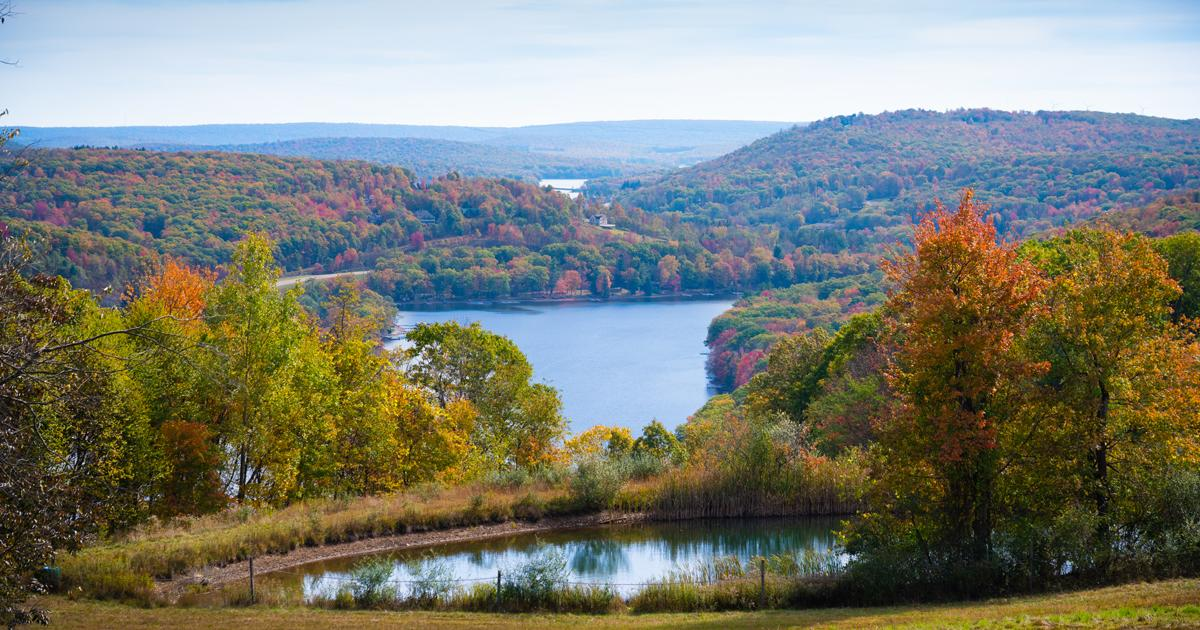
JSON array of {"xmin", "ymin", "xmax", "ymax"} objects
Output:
[{"xmin": 873, "ymin": 189, "xmax": 1046, "ymax": 563}]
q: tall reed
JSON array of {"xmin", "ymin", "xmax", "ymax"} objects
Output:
[{"xmin": 648, "ymin": 452, "xmax": 865, "ymax": 519}]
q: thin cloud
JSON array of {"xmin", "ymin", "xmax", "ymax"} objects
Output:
[{"xmin": 2, "ymin": 0, "xmax": 1198, "ymax": 126}]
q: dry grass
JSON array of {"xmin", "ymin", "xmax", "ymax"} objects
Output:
[{"xmin": 36, "ymin": 578, "xmax": 1200, "ymax": 628}]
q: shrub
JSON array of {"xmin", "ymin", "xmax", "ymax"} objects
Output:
[
  {"xmin": 628, "ymin": 552, "xmax": 844, "ymax": 613},
  {"xmin": 570, "ymin": 458, "xmax": 622, "ymax": 510},
  {"xmin": 494, "ymin": 545, "xmax": 620, "ymax": 613},
  {"xmin": 613, "ymin": 451, "xmax": 666, "ymax": 480},
  {"xmin": 485, "ymin": 467, "xmax": 531, "ymax": 489},
  {"xmin": 404, "ymin": 555, "xmax": 457, "ymax": 604},
  {"xmin": 504, "ymin": 544, "xmax": 568, "ymax": 601},
  {"xmin": 512, "ymin": 493, "xmax": 546, "ymax": 521},
  {"xmin": 348, "ymin": 557, "xmax": 396, "ymax": 608},
  {"xmin": 530, "ymin": 462, "xmax": 570, "ymax": 486}
]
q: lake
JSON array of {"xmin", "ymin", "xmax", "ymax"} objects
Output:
[
  {"xmin": 539, "ymin": 178, "xmax": 587, "ymax": 199},
  {"xmin": 264, "ymin": 517, "xmax": 840, "ymax": 599},
  {"xmin": 385, "ymin": 298, "xmax": 734, "ymax": 433}
]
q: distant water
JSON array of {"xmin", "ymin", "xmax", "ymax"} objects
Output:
[
  {"xmin": 539, "ymin": 178, "xmax": 587, "ymax": 199},
  {"xmin": 385, "ymin": 298, "xmax": 733, "ymax": 433}
]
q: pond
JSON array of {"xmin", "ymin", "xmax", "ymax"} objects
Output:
[
  {"xmin": 385, "ymin": 298, "xmax": 734, "ymax": 433},
  {"xmin": 262, "ymin": 517, "xmax": 840, "ymax": 599}
]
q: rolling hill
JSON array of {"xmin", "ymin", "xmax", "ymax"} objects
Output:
[
  {"xmin": 0, "ymin": 148, "xmax": 792, "ymax": 304},
  {"xmin": 612, "ymin": 109, "xmax": 1200, "ymax": 233}
]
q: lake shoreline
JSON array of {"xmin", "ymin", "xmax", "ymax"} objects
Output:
[{"xmin": 389, "ymin": 290, "xmax": 742, "ymax": 313}]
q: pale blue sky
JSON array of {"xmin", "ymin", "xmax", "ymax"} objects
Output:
[{"xmin": 3, "ymin": 0, "xmax": 1199, "ymax": 126}]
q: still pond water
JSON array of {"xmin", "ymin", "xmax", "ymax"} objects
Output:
[
  {"xmin": 267, "ymin": 518, "xmax": 839, "ymax": 599},
  {"xmin": 384, "ymin": 298, "xmax": 734, "ymax": 433}
]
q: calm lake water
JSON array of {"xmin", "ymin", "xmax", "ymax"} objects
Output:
[
  {"xmin": 539, "ymin": 178, "xmax": 587, "ymax": 199},
  {"xmin": 385, "ymin": 298, "xmax": 733, "ymax": 433},
  {"xmin": 266, "ymin": 518, "xmax": 839, "ymax": 599}
]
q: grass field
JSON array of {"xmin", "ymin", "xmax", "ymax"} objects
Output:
[{"xmin": 36, "ymin": 578, "xmax": 1200, "ymax": 629}]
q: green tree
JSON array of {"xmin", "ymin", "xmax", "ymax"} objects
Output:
[
  {"xmin": 744, "ymin": 328, "xmax": 831, "ymax": 424},
  {"xmin": 1155, "ymin": 232, "xmax": 1200, "ymax": 321},
  {"xmin": 204, "ymin": 233, "xmax": 308, "ymax": 503},
  {"xmin": 403, "ymin": 321, "xmax": 565, "ymax": 470},
  {"xmin": 633, "ymin": 420, "xmax": 683, "ymax": 463},
  {"xmin": 0, "ymin": 235, "xmax": 161, "ymax": 624}
]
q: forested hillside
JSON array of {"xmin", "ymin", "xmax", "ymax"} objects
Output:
[
  {"xmin": 0, "ymin": 148, "xmax": 806, "ymax": 301},
  {"xmin": 0, "ymin": 148, "xmax": 575, "ymax": 293},
  {"xmin": 1088, "ymin": 189, "xmax": 1200, "ymax": 236},
  {"xmin": 610, "ymin": 109, "xmax": 1200, "ymax": 389},
  {"xmin": 619, "ymin": 109, "xmax": 1199, "ymax": 220},
  {"xmin": 608, "ymin": 110, "xmax": 1200, "ymax": 273}
]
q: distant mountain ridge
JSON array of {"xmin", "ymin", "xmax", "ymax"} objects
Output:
[
  {"xmin": 13, "ymin": 119, "xmax": 798, "ymax": 165},
  {"xmin": 137, "ymin": 137, "xmax": 653, "ymax": 182}
]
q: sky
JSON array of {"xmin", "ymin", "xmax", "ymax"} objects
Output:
[{"xmin": 2, "ymin": 0, "xmax": 1199, "ymax": 127}]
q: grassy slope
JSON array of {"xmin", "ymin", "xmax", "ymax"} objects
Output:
[{"xmin": 38, "ymin": 578, "xmax": 1200, "ymax": 629}]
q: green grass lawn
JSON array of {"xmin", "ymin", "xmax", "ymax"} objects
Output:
[{"xmin": 36, "ymin": 578, "xmax": 1200, "ymax": 629}]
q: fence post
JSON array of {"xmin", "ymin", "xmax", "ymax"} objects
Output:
[
  {"xmin": 495, "ymin": 569, "xmax": 501, "ymax": 611},
  {"xmin": 758, "ymin": 558, "xmax": 765, "ymax": 609},
  {"xmin": 249, "ymin": 556, "xmax": 255, "ymax": 605}
]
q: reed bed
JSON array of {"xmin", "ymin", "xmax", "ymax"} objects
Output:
[
  {"xmin": 310, "ymin": 582, "xmax": 624, "ymax": 614},
  {"xmin": 305, "ymin": 550, "xmax": 624, "ymax": 614},
  {"xmin": 646, "ymin": 454, "xmax": 865, "ymax": 519},
  {"xmin": 629, "ymin": 551, "xmax": 845, "ymax": 613}
]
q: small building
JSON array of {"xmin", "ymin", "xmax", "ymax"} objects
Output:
[
  {"xmin": 413, "ymin": 210, "xmax": 437, "ymax": 225},
  {"xmin": 588, "ymin": 214, "xmax": 615, "ymax": 228}
]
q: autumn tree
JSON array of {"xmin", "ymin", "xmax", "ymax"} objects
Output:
[
  {"xmin": 564, "ymin": 425, "xmax": 633, "ymax": 459},
  {"xmin": 552, "ymin": 269, "xmax": 583, "ymax": 296},
  {"xmin": 657, "ymin": 254, "xmax": 681, "ymax": 292},
  {"xmin": 1022, "ymin": 229, "xmax": 1200, "ymax": 553},
  {"xmin": 870, "ymin": 190, "xmax": 1045, "ymax": 564},
  {"xmin": 122, "ymin": 260, "xmax": 225, "ymax": 515}
]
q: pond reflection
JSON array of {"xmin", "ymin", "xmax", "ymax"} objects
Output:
[{"xmin": 259, "ymin": 517, "xmax": 841, "ymax": 599}]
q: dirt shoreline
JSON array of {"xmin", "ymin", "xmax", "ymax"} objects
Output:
[
  {"xmin": 157, "ymin": 511, "xmax": 649, "ymax": 600},
  {"xmin": 391, "ymin": 290, "xmax": 740, "ymax": 311}
]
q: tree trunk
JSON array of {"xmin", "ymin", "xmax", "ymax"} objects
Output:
[
  {"xmin": 1091, "ymin": 381, "xmax": 1111, "ymax": 540},
  {"xmin": 236, "ymin": 444, "xmax": 248, "ymax": 503}
]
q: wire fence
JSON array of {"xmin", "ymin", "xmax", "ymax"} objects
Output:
[{"xmin": 266, "ymin": 564, "xmax": 786, "ymax": 589}]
